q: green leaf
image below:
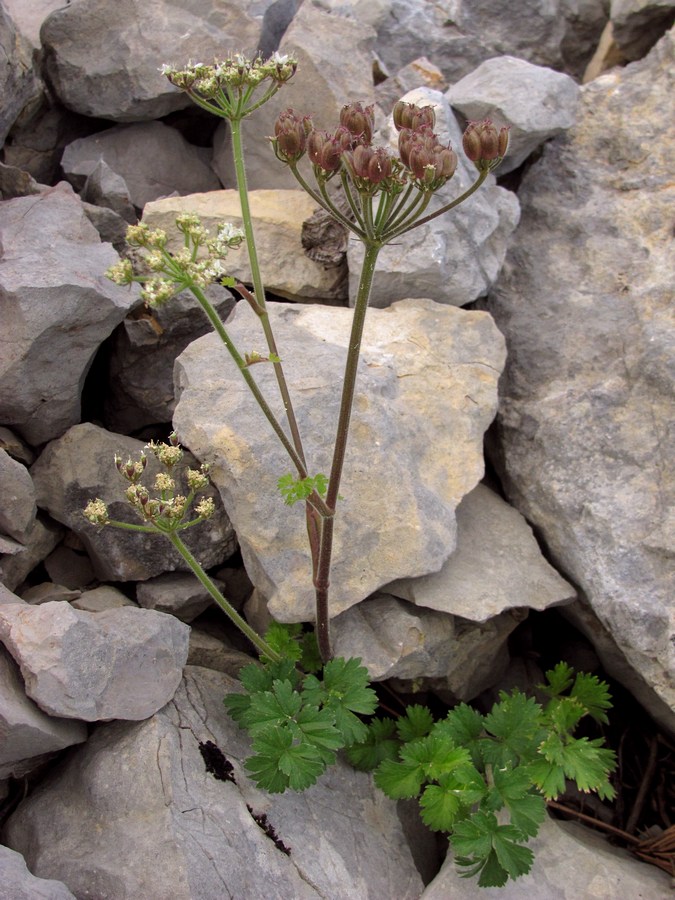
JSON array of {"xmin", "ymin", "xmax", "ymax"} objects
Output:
[
  {"xmin": 295, "ymin": 705, "xmax": 344, "ymax": 755},
  {"xmin": 419, "ymin": 767, "xmax": 486, "ymax": 832},
  {"xmin": 538, "ymin": 732, "xmax": 616, "ymax": 797},
  {"xmin": 570, "ymin": 672, "xmax": 612, "ymax": 724},
  {"xmin": 302, "ymin": 657, "xmax": 376, "ymax": 745},
  {"xmin": 545, "ymin": 696, "xmax": 585, "ymax": 733},
  {"xmin": 263, "ymin": 621, "xmax": 303, "ymax": 664},
  {"xmin": 506, "ymin": 791, "xmax": 547, "ymax": 838},
  {"xmin": 489, "ymin": 768, "xmax": 546, "ymax": 838},
  {"xmin": 223, "ymin": 690, "xmax": 252, "ymax": 726},
  {"xmin": 346, "ymin": 718, "xmax": 400, "ymax": 771},
  {"xmin": 436, "ymin": 704, "xmax": 486, "ymax": 768},
  {"xmin": 528, "ymin": 758, "xmax": 566, "ymax": 800},
  {"xmin": 396, "ymin": 705, "xmax": 434, "ymax": 743},
  {"xmin": 247, "ymin": 727, "xmax": 326, "ymax": 792},
  {"xmin": 277, "ymin": 473, "xmax": 329, "ymax": 506},
  {"xmin": 245, "ymin": 679, "xmax": 303, "ymax": 735},
  {"xmin": 374, "ymin": 756, "xmax": 426, "ymax": 799},
  {"xmin": 451, "ymin": 810, "xmax": 534, "ymax": 888},
  {"xmin": 542, "ymin": 662, "xmax": 575, "ymax": 697},
  {"xmin": 482, "ymin": 691, "xmax": 545, "ymax": 767},
  {"xmin": 400, "ymin": 735, "xmax": 472, "ymax": 783},
  {"xmin": 299, "ymin": 631, "xmax": 323, "ymax": 674}
]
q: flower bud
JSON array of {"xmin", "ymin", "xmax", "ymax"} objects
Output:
[
  {"xmin": 307, "ymin": 130, "xmax": 343, "ymax": 173},
  {"xmin": 462, "ymin": 120, "xmax": 510, "ymax": 171},
  {"xmin": 392, "ymin": 101, "xmax": 435, "ymax": 132},
  {"xmin": 339, "ymin": 102, "xmax": 374, "ymax": 144},
  {"xmin": 345, "ymin": 145, "xmax": 392, "ymax": 185},
  {"xmin": 273, "ymin": 108, "xmax": 311, "ymax": 163}
]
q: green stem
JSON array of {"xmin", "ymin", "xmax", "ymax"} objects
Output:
[
  {"xmin": 313, "ymin": 241, "xmax": 381, "ymax": 661},
  {"xmin": 229, "ymin": 117, "xmax": 307, "ymax": 468},
  {"xmin": 166, "ymin": 531, "xmax": 282, "ymax": 662}
]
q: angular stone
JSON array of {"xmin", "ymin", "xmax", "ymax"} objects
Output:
[
  {"xmin": 62, "ymin": 122, "xmax": 221, "ymax": 209},
  {"xmin": 174, "ymin": 298, "xmax": 506, "ymax": 621},
  {"xmin": 30, "ymin": 423, "xmax": 236, "ymax": 582},
  {"xmin": 71, "ymin": 585, "xmax": 136, "ymax": 612},
  {"xmin": 104, "ymin": 285, "xmax": 235, "ymax": 434},
  {"xmin": 0, "ymin": 450, "xmax": 36, "ymax": 544},
  {"xmin": 372, "ymin": 0, "xmax": 606, "ymax": 84},
  {"xmin": 136, "ymin": 572, "xmax": 218, "ymax": 623},
  {"xmin": 386, "ymin": 484, "xmax": 575, "ymax": 621},
  {"xmin": 0, "ymin": 516, "xmax": 64, "ymax": 593},
  {"xmin": 0, "ymin": 600, "xmax": 190, "ymax": 720},
  {"xmin": 421, "ymin": 815, "xmax": 672, "ymax": 898},
  {"xmin": 332, "ymin": 592, "xmax": 522, "ymax": 699},
  {"xmin": 0, "ymin": 642, "xmax": 87, "ymax": 780},
  {"xmin": 212, "ymin": 0, "xmax": 377, "ymax": 191},
  {"xmin": 0, "ymin": 184, "xmax": 140, "ymax": 444},
  {"xmin": 142, "ymin": 191, "xmax": 346, "ymax": 303},
  {"xmin": 3, "ymin": 666, "xmax": 424, "ymax": 899},
  {"xmin": 43, "ymin": 544, "xmax": 95, "ymax": 590},
  {"xmin": 0, "ymin": 4, "xmax": 41, "ymax": 146},
  {"xmin": 20, "ymin": 584, "xmax": 80, "ymax": 605},
  {"xmin": 80, "ymin": 160, "xmax": 136, "ymax": 223},
  {"xmin": 611, "ymin": 0, "xmax": 675, "ymax": 60},
  {"xmin": 486, "ymin": 32, "xmax": 675, "ymax": 731},
  {"xmin": 347, "ymin": 88, "xmax": 520, "ymax": 309},
  {"xmin": 0, "ymin": 845, "xmax": 76, "ymax": 900},
  {"xmin": 446, "ymin": 56, "xmax": 581, "ymax": 174},
  {"xmin": 40, "ymin": 0, "xmax": 276, "ymax": 121}
]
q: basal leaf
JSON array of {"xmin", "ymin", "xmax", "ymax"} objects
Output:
[
  {"xmin": 396, "ymin": 705, "xmax": 434, "ymax": 743},
  {"xmin": 542, "ymin": 662, "xmax": 574, "ymax": 697},
  {"xmin": 400, "ymin": 735, "xmax": 471, "ymax": 783},
  {"xmin": 545, "ymin": 696, "xmax": 585, "ymax": 733},
  {"xmin": 437, "ymin": 704, "xmax": 485, "ymax": 766},
  {"xmin": 346, "ymin": 718, "xmax": 400, "ymax": 771},
  {"xmin": 570, "ymin": 672, "xmax": 613, "ymax": 724},
  {"xmin": 374, "ymin": 757, "xmax": 425, "ymax": 799},
  {"xmin": 418, "ymin": 768, "xmax": 484, "ymax": 832}
]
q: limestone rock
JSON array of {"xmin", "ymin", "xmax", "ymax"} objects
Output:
[
  {"xmin": 212, "ymin": 0, "xmax": 377, "ymax": 190},
  {"xmin": 3, "ymin": 666, "xmax": 424, "ymax": 899},
  {"xmin": 372, "ymin": 0, "xmax": 606, "ymax": 83},
  {"xmin": 142, "ymin": 190, "xmax": 346, "ymax": 303},
  {"xmin": 347, "ymin": 88, "xmax": 520, "ymax": 309},
  {"xmin": 104, "ymin": 285, "xmax": 235, "ymax": 434},
  {"xmin": 0, "ymin": 184, "xmax": 140, "ymax": 444},
  {"xmin": 71, "ymin": 585, "xmax": 136, "ymax": 613},
  {"xmin": 332, "ymin": 592, "xmax": 522, "ymax": 699},
  {"xmin": 0, "ymin": 600, "xmax": 190, "ymax": 720},
  {"xmin": 446, "ymin": 56, "xmax": 581, "ymax": 174},
  {"xmin": 0, "ymin": 4, "xmax": 41, "ymax": 146},
  {"xmin": 0, "ymin": 516, "xmax": 64, "ymax": 593},
  {"xmin": 61, "ymin": 122, "xmax": 221, "ymax": 209},
  {"xmin": 486, "ymin": 31, "xmax": 675, "ymax": 730},
  {"xmin": 610, "ymin": 0, "xmax": 675, "ymax": 60},
  {"xmin": 30, "ymin": 423, "xmax": 237, "ymax": 582},
  {"xmin": 0, "ymin": 642, "xmax": 87, "ymax": 780},
  {"xmin": 421, "ymin": 815, "xmax": 671, "ymax": 898},
  {"xmin": 40, "ymin": 0, "xmax": 277, "ymax": 121},
  {"xmin": 0, "ymin": 845, "xmax": 76, "ymax": 900},
  {"xmin": 136, "ymin": 572, "xmax": 218, "ymax": 623},
  {"xmin": 0, "ymin": 450, "xmax": 36, "ymax": 544},
  {"xmin": 174, "ymin": 298, "xmax": 506, "ymax": 621},
  {"xmin": 386, "ymin": 483, "xmax": 575, "ymax": 621}
]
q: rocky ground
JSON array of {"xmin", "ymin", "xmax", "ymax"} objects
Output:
[{"xmin": 0, "ymin": 0, "xmax": 673, "ymax": 897}]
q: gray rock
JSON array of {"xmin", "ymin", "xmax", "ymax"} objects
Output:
[
  {"xmin": 421, "ymin": 815, "xmax": 671, "ymax": 898},
  {"xmin": 40, "ymin": 0, "xmax": 278, "ymax": 121},
  {"xmin": 2, "ymin": 0, "xmax": 65, "ymax": 48},
  {"xmin": 347, "ymin": 88, "xmax": 520, "ymax": 308},
  {"xmin": 4, "ymin": 666, "xmax": 424, "ymax": 899},
  {"xmin": 0, "ymin": 845, "xmax": 76, "ymax": 900},
  {"xmin": 611, "ymin": 0, "xmax": 675, "ymax": 59},
  {"xmin": 0, "ymin": 600, "xmax": 190, "ymax": 720},
  {"xmin": 80, "ymin": 160, "xmax": 137, "ymax": 223},
  {"xmin": 372, "ymin": 0, "xmax": 605, "ymax": 84},
  {"xmin": 486, "ymin": 32, "xmax": 675, "ymax": 731},
  {"xmin": 43, "ymin": 543, "xmax": 95, "ymax": 590},
  {"xmin": 136, "ymin": 572, "xmax": 217, "ymax": 623},
  {"xmin": 212, "ymin": 0, "xmax": 377, "ymax": 190},
  {"xmin": 142, "ymin": 190, "xmax": 347, "ymax": 303},
  {"xmin": 0, "ymin": 183, "xmax": 140, "ymax": 445},
  {"xmin": 0, "ymin": 450, "xmax": 36, "ymax": 543},
  {"xmin": 446, "ymin": 56, "xmax": 581, "ymax": 174},
  {"xmin": 332, "ymin": 592, "xmax": 522, "ymax": 699},
  {"xmin": 0, "ymin": 426, "xmax": 35, "ymax": 466},
  {"xmin": 104, "ymin": 284, "xmax": 235, "ymax": 434},
  {"xmin": 20, "ymin": 583, "xmax": 81, "ymax": 605},
  {"xmin": 0, "ymin": 4, "xmax": 41, "ymax": 146},
  {"xmin": 0, "ymin": 516, "xmax": 64, "ymax": 593},
  {"xmin": 61, "ymin": 122, "xmax": 221, "ymax": 209},
  {"xmin": 71, "ymin": 585, "xmax": 136, "ymax": 612},
  {"xmin": 0, "ymin": 642, "xmax": 87, "ymax": 780},
  {"xmin": 386, "ymin": 483, "xmax": 575, "ymax": 621},
  {"xmin": 30, "ymin": 423, "xmax": 237, "ymax": 582},
  {"xmin": 187, "ymin": 624, "xmax": 253, "ymax": 675},
  {"xmin": 174, "ymin": 298, "xmax": 506, "ymax": 622}
]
